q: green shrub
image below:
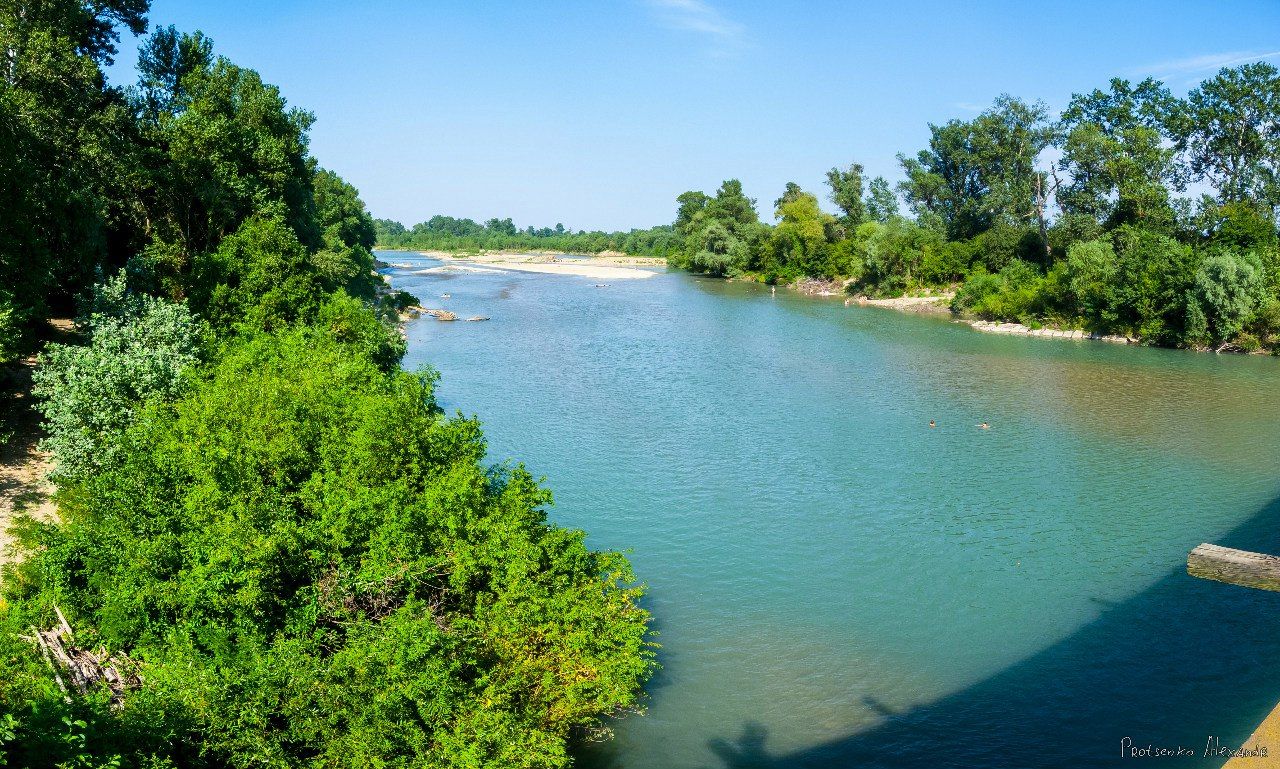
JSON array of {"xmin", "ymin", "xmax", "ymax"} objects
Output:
[
  {"xmin": 14, "ymin": 327, "xmax": 655, "ymax": 769},
  {"xmin": 1065, "ymin": 239, "xmax": 1119, "ymax": 330},
  {"xmin": 32, "ymin": 274, "xmax": 202, "ymax": 481},
  {"xmin": 1185, "ymin": 249, "xmax": 1268, "ymax": 347}
]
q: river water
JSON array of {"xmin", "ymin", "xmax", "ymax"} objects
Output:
[{"xmin": 384, "ymin": 253, "xmax": 1280, "ymax": 769}]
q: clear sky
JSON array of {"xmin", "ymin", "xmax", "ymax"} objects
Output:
[{"xmin": 107, "ymin": 1, "xmax": 1280, "ymax": 232}]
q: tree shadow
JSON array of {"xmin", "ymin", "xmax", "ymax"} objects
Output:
[{"xmin": 700, "ymin": 493, "xmax": 1280, "ymax": 769}]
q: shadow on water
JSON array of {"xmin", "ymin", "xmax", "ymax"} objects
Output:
[
  {"xmin": 693, "ymin": 493, "xmax": 1280, "ymax": 769},
  {"xmin": 578, "ymin": 494, "xmax": 1280, "ymax": 769}
]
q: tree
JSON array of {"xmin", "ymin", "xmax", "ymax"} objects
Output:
[
  {"xmin": 865, "ymin": 177, "xmax": 899, "ymax": 223},
  {"xmin": 825, "ymin": 163, "xmax": 867, "ymax": 229},
  {"xmin": 1065, "ymin": 239, "xmax": 1120, "ymax": 328},
  {"xmin": 1110, "ymin": 226, "xmax": 1198, "ymax": 343},
  {"xmin": 0, "ymin": 0, "xmax": 149, "ymax": 353},
  {"xmin": 707, "ymin": 179, "xmax": 758, "ymax": 229},
  {"xmin": 773, "ymin": 182, "xmax": 805, "ymax": 209},
  {"xmin": 312, "ymin": 168, "xmax": 380, "ymax": 300},
  {"xmin": 674, "ymin": 191, "xmax": 711, "ymax": 236},
  {"xmin": 772, "ymin": 190, "xmax": 834, "ymax": 278},
  {"xmin": 1172, "ymin": 63, "xmax": 1280, "ymax": 206},
  {"xmin": 138, "ymin": 43, "xmax": 320, "ymax": 286},
  {"xmin": 135, "ymin": 25, "xmax": 213, "ymax": 116},
  {"xmin": 1058, "ymin": 78, "xmax": 1179, "ymax": 229},
  {"xmin": 898, "ymin": 96, "xmax": 1052, "ymax": 243}
]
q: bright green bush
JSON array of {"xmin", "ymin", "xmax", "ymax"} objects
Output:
[
  {"xmin": 1065, "ymin": 239, "xmax": 1119, "ymax": 330},
  {"xmin": 32, "ymin": 273, "xmax": 202, "ymax": 481},
  {"xmin": 12, "ymin": 327, "xmax": 655, "ymax": 769},
  {"xmin": 1185, "ymin": 250, "xmax": 1268, "ymax": 347},
  {"xmin": 952, "ymin": 261, "xmax": 1050, "ymax": 322}
]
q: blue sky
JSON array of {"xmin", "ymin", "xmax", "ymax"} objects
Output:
[{"xmin": 108, "ymin": 1, "xmax": 1280, "ymax": 231}]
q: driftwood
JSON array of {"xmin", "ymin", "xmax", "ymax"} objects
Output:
[
  {"xmin": 1188, "ymin": 543, "xmax": 1280, "ymax": 592},
  {"xmin": 27, "ymin": 607, "xmax": 141, "ymax": 708}
]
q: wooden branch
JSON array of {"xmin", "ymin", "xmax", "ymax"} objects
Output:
[{"xmin": 1188, "ymin": 543, "xmax": 1280, "ymax": 592}]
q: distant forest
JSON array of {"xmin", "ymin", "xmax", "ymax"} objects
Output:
[{"xmin": 374, "ymin": 216, "xmax": 680, "ymax": 257}]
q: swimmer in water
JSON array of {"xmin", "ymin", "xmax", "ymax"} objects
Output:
[
  {"xmin": 979, "ymin": 422, "xmax": 990, "ymax": 429},
  {"xmin": 929, "ymin": 420, "xmax": 936, "ymax": 428}
]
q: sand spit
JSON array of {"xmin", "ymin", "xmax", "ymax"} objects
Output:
[{"xmin": 417, "ymin": 252, "xmax": 663, "ymax": 280}]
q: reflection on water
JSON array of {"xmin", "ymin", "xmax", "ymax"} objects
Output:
[{"xmin": 383, "ymin": 253, "xmax": 1280, "ymax": 769}]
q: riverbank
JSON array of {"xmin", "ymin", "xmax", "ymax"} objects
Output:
[
  {"xmin": 967, "ymin": 320, "xmax": 1137, "ymax": 344},
  {"xmin": 415, "ymin": 252, "xmax": 664, "ymax": 281}
]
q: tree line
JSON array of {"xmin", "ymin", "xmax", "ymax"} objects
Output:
[
  {"xmin": 667, "ymin": 65, "xmax": 1280, "ymax": 351},
  {"xmin": 0, "ymin": 3, "xmax": 653, "ymax": 767},
  {"xmin": 374, "ymin": 216, "xmax": 681, "ymax": 257}
]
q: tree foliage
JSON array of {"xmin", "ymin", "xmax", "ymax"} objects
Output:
[{"xmin": 2, "ymin": 5, "xmax": 656, "ymax": 767}]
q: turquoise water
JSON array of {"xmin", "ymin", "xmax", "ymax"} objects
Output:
[{"xmin": 385, "ymin": 253, "xmax": 1280, "ymax": 769}]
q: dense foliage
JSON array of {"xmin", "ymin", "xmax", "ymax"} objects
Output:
[
  {"xmin": 374, "ymin": 216, "xmax": 680, "ymax": 258},
  {"xmin": 666, "ymin": 68, "xmax": 1280, "ymax": 351},
  {"xmin": 0, "ymin": 3, "xmax": 655, "ymax": 767}
]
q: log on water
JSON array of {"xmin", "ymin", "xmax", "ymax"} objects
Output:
[{"xmin": 1188, "ymin": 543, "xmax": 1280, "ymax": 592}]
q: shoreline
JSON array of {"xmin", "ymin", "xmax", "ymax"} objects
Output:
[{"xmin": 413, "ymin": 251, "xmax": 664, "ymax": 281}]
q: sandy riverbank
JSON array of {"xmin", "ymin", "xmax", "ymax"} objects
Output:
[
  {"xmin": 852, "ymin": 293, "xmax": 954, "ymax": 314},
  {"xmin": 417, "ymin": 252, "xmax": 664, "ymax": 281}
]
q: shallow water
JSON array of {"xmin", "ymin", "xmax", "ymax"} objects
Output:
[{"xmin": 385, "ymin": 252, "xmax": 1280, "ymax": 769}]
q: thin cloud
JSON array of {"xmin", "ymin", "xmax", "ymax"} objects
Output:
[
  {"xmin": 953, "ymin": 101, "xmax": 986, "ymax": 113},
  {"xmin": 1134, "ymin": 49, "xmax": 1280, "ymax": 78},
  {"xmin": 647, "ymin": 0, "xmax": 745, "ymax": 56}
]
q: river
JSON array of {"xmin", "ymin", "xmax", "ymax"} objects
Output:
[{"xmin": 383, "ymin": 252, "xmax": 1280, "ymax": 769}]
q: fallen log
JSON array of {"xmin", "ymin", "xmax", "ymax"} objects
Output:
[
  {"xmin": 1188, "ymin": 543, "xmax": 1280, "ymax": 592},
  {"xmin": 27, "ymin": 607, "xmax": 141, "ymax": 708}
]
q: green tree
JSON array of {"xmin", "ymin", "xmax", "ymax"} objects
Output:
[
  {"xmin": 1058, "ymin": 78, "xmax": 1179, "ymax": 229},
  {"xmin": 1172, "ymin": 63, "xmax": 1280, "ymax": 206},
  {"xmin": 898, "ymin": 96, "xmax": 1052, "ymax": 244},
  {"xmin": 137, "ymin": 40, "xmax": 320, "ymax": 290},
  {"xmin": 771, "ymin": 190, "xmax": 834, "ymax": 278},
  {"xmin": 312, "ymin": 168, "xmax": 380, "ymax": 300},
  {"xmin": 1065, "ymin": 239, "xmax": 1120, "ymax": 328},
  {"xmin": 865, "ymin": 177, "xmax": 899, "ymax": 223},
  {"xmin": 825, "ymin": 163, "xmax": 867, "ymax": 230},
  {"xmin": 0, "ymin": 0, "xmax": 149, "ymax": 355}
]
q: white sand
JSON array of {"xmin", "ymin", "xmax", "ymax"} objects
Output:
[
  {"xmin": 420, "ymin": 252, "xmax": 662, "ymax": 281},
  {"xmin": 414, "ymin": 264, "xmax": 507, "ymax": 275},
  {"xmin": 472, "ymin": 261, "xmax": 657, "ymax": 280}
]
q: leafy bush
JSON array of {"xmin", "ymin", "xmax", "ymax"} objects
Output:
[
  {"xmin": 952, "ymin": 260, "xmax": 1049, "ymax": 322},
  {"xmin": 13, "ymin": 328, "xmax": 655, "ymax": 769},
  {"xmin": 32, "ymin": 273, "xmax": 202, "ymax": 480},
  {"xmin": 1110, "ymin": 226, "xmax": 1197, "ymax": 344},
  {"xmin": 1185, "ymin": 249, "xmax": 1268, "ymax": 347},
  {"xmin": 1065, "ymin": 239, "xmax": 1119, "ymax": 330}
]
